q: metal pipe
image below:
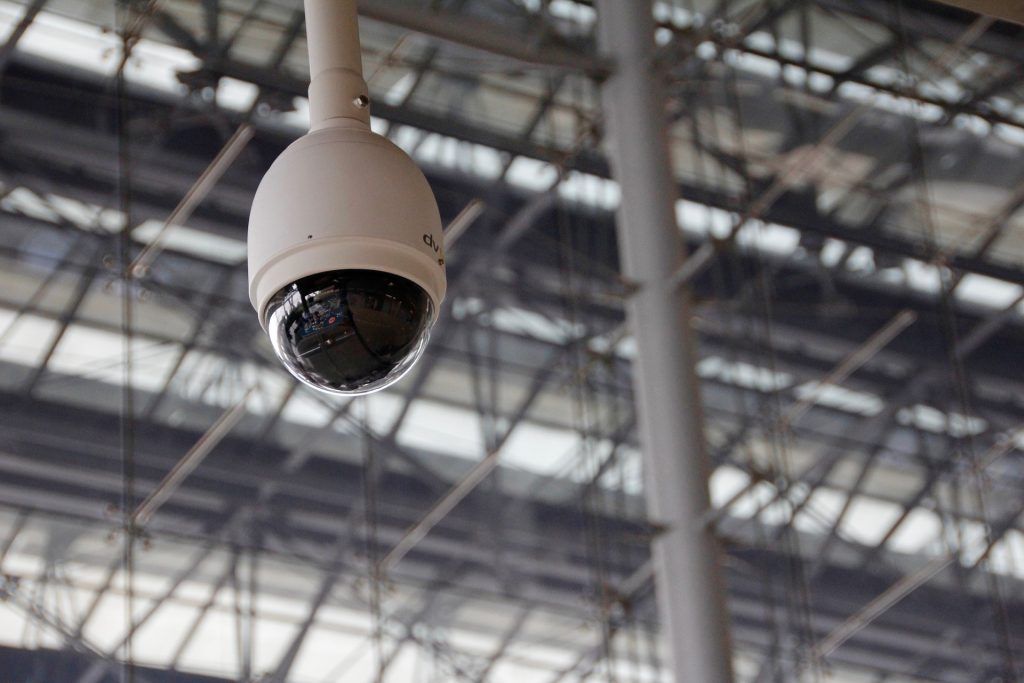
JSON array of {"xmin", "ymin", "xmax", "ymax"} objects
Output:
[
  {"xmin": 595, "ymin": 2, "xmax": 733, "ymax": 681},
  {"xmin": 130, "ymin": 122, "xmax": 255, "ymax": 277},
  {"xmin": 815, "ymin": 555, "xmax": 954, "ymax": 658},
  {"xmin": 782, "ymin": 309, "xmax": 918, "ymax": 426},
  {"xmin": 379, "ymin": 449, "xmax": 502, "ymax": 573},
  {"xmin": 303, "ymin": 0, "xmax": 370, "ymax": 129},
  {"xmin": 443, "ymin": 198, "xmax": 486, "ymax": 249},
  {"xmin": 304, "ymin": 0, "xmax": 362, "ymax": 81},
  {"xmin": 131, "ymin": 386, "xmax": 255, "ymax": 528}
]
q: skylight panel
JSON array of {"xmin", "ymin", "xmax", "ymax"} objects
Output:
[
  {"xmin": 995, "ymin": 123, "xmax": 1024, "ymax": 148},
  {"xmin": 292, "ymin": 627, "xmax": 372, "ymax": 682},
  {"xmin": 176, "ymin": 605, "xmax": 242, "ymax": 678},
  {"xmin": 124, "ymin": 37, "xmax": 202, "ymax": 93},
  {"xmin": 0, "ymin": 308, "xmax": 59, "ymax": 368},
  {"xmin": 131, "ymin": 602, "xmax": 205, "ymax": 669},
  {"xmin": 837, "ymin": 81, "xmax": 945, "ymax": 122},
  {"xmin": 47, "ymin": 325, "xmax": 178, "ymax": 393},
  {"xmin": 489, "ymin": 306, "xmax": 583, "ymax": 345},
  {"xmin": 390, "ymin": 124, "xmax": 424, "ymax": 154},
  {"xmin": 954, "ymin": 519, "xmax": 992, "ymax": 567},
  {"xmin": 396, "ymin": 399, "xmax": 486, "ymax": 458},
  {"xmin": 954, "ymin": 274, "xmax": 1023, "ymax": 310},
  {"xmin": 654, "ymin": 1, "xmax": 699, "ymax": 28},
  {"xmin": 841, "ymin": 495, "xmax": 905, "ymax": 546},
  {"xmin": 905, "ymin": 259, "xmax": 942, "ymax": 294},
  {"xmin": 578, "ymin": 443, "xmax": 643, "ymax": 494},
  {"xmin": 887, "ymin": 507, "xmax": 942, "ymax": 554},
  {"xmin": 793, "ymin": 486, "xmax": 847, "ymax": 534},
  {"xmin": 0, "ymin": 1, "xmax": 20, "ymax": 36},
  {"xmin": 987, "ymin": 529, "xmax": 1024, "ymax": 580},
  {"xmin": 363, "ymin": 390, "xmax": 405, "ymax": 434},
  {"xmin": 445, "ymin": 626, "xmax": 501, "ymax": 655},
  {"xmin": 500, "ymin": 422, "xmax": 581, "ymax": 476},
  {"xmin": 676, "ymin": 198, "xmax": 735, "ymax": 238},
  {"xmin": 697, "ymin": 356, "xmax": 793, "ymax": 392},
  {"xmin": 132, "ymin": 219, "xmax": 247, "ymax": 265},
  {"xmin": 819, "ymin": 238, "xmax": 847, "ymax": 266},
  {"xmin": 793, "ymin": 382, "xmax": 885, "ymax": 417},
  {"xmin": 558, "ymin": 170, "xmax": 621, "ymax": 211},
  {"xmin": 250, "ymin": 609, "xmax": 303, "ymax": 674},
  {"xmin": 728, "ymin": 480, "xmax": 777, "ymax": 520},
  {"xmin": 897, "ymin": 404, "xmax": 987, "ymax": 438},
  {"xmin": 380, "ymin": 71, "xmax": 416, "ymax": 105},
  {"xmin": 710, "ymin": 465, "xmax": 750, "ymax": 509},
  {"xmin": 279, "ymin": 96, "xmax": 312, "ymax": 130},
  {"xmin": 0, "ymin": 550, "xmax": 44, "ymax": 577},
  {"xmin": 412, "ymin": 132, "xmax": 446, "ymax": 166},
  {"xmin": 547, "ymin": 0, "xmax": 596, "ymax": 27},
  {"xmin": 81, "ymin": 592, "xmax": 158, "ymax": 654},
  {"xmin": 217, "ymin": 77, "xmax": 260, "ymax": 112},
  {"xmin": 45, "ymin": 193, "xmax": 125, "ymax": 232},
  {"xmin": 280, "ymin": 388, "xmax": 339, "ymax": 428},
  {"xmin": 490, "ymin": 660, "xmax": 557, "ymax": 683},
  {"xmin": 1, "ymin": 187, "xmax": 62, "ymax": 224},
  {"xmin": 845, "ymin": 246, "xmax": 876, "ymax": 272},
  {"xmin": 0, "ymin": 602, "xmax": 29, "ymax": 650},
  {"xmin": 244, "ymin": 366, "xmax": 293, "ymax": 416},
  {"xmin": 15, "ymin": 5, "xmax": 119, "ymax": 77},
  {"xmin": 735, "ymin": 221, "xmax": 801, "ymax": 256},
  {"xmin": 506, "ymin": 157, "xmax": 559, "ymax": 192},
  {"xmin": 726, "ymin": 48, "xmax": 782, "ymax": 79}
]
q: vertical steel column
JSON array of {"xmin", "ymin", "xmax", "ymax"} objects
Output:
[{"xmin": 595, "ymin": 2, "xmax": 733, "ymax": 681}]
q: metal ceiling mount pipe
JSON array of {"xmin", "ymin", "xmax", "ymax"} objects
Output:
[
  {"xmin": 595, "ymin": 2, "xmax": 734, "ymax": 681},
  {"xmin": 303, "ymin": 0, "xmax": 370, "ymax": 129}
]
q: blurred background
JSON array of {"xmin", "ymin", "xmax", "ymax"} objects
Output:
[{"xmin": 0, "ymin": 0, "xmax": 1022, "ymax": 681}]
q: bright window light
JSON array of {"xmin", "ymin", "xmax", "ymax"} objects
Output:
[
  {"xmin": 506, "ymin": 157, "xmax": 559, "ymax": 192},
  {"xmin": 710, "ymin": 465, "xmax": 750, "ymax": 509},
  {"xmin": 396, "ymin": 399, "xmax": 486, "ymax": 458},
  {"xmin": 0, "ymin": 308, "xmax": 60, "ymax": 368},
  {"xmin": 841, "ymin": 495, "xmax": 905, "ymax": 546},
  {"xmin": 133, "ymin": 220, "xmax": 248, "ymax": 265},
  {"xmin": 500, "ymin": 422, "xmax": 581, "ymax": 476},
  {"xmin": 887, "ymin": 507, "xmax": 942, "ymax": 554},
  {"xmin": 794, "ymin": 382, "xmax": 885, "ymax": 417}
]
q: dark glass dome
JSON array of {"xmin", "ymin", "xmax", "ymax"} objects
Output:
[{"xmin": 265, "ymin": 269, "xmax": 434, "ymax": 395}]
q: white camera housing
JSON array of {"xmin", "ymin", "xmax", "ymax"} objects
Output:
[
  {"xmin": 247, "ymin": 0, "xmax": 446, "ymax": 395},
  {"xmin": 247, "ymin": 121, "xmax": 446, "ymax": 328}
]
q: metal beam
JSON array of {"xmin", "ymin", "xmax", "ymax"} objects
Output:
[
  {"xmin": 934, "ymin": 0, "xmax": 1024, "ymax": 25},
  {"xmin": 356, "ymin": 1, "xmax": 609, "ymax": 77},
  {"xmin": 596, "ymin": 2, "xmax": 733, "ymax": 680}
]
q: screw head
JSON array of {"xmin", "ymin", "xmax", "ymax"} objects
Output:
[{"xmin": 353, "ymin": 95, "xmax": 369, "ymax": 109}]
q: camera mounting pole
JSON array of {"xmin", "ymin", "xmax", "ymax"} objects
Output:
[
  {"xmin": 303, "ymin": 0, "xmax": 371, "ymax": 130},
  {"xmin": 595, "ymin": 2, "xmax": 734, "ymax": 681}
]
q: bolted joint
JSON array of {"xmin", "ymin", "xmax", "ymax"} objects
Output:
[{"xmin": 308, "ymin": 67, "xmax": 371, "ymax": 129}]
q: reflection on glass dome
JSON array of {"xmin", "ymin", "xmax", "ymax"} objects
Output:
[{"xmin": 265, "ymin": 269, "xmax": 433, "ymax": 395}]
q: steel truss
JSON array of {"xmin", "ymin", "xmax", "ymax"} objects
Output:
[{"xmin": 0, "ymin": 0, "xmax": 1022, "ymax": 682}]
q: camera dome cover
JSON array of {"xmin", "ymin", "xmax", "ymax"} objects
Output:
[
  {"xmin": 266, "ymin": 269, "xmax": 433, "ymax": 395},
  {"xmin": 247, "ymin": 123, "xmax": 446, "ymax": 331}
]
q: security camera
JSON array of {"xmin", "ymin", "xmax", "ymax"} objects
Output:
[{"xmin": 248, "ymin": 0, "xmax": 446, "ymax": 396}]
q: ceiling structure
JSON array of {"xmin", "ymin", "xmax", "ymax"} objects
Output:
[{"xmin": 0, "ymin": 0, "xmax": 1022, "ymax": 682}]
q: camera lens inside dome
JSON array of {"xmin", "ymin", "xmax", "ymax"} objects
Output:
[{"xmin": 265, "ymin": 270, "xmax": 434, "ymax": 395}]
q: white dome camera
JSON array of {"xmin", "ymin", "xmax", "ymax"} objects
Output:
[{"xmin": 248, "ymin": 0, "xmax": 446, "ymax": 396}]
